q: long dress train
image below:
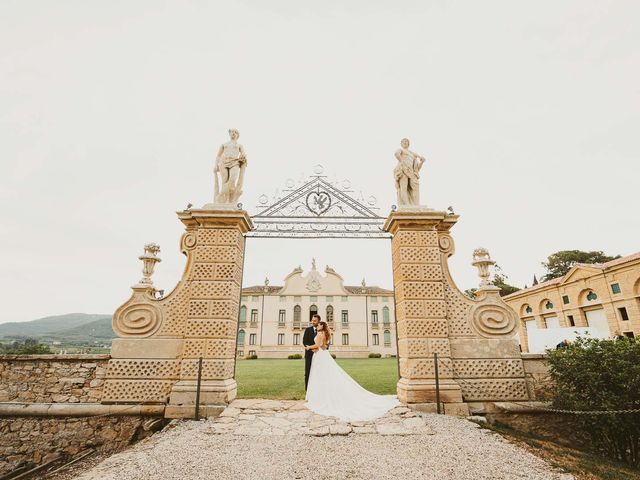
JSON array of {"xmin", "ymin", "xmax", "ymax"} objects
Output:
[{"xmin": 305, "ymin": 349, "xmax": 399, "ymax": 421}]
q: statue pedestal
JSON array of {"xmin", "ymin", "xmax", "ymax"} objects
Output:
[
  {"xmin": 384, "ymin": 210, "xmax": 463, "ymax": 406},
  {"xmin": 165, "ymin": 209, "xmax": 252, "ymax": 416}
]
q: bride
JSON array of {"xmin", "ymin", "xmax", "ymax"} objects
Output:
[{"xmin": 304, "ymin": 321, "xmax": 400, "ymax": 421}]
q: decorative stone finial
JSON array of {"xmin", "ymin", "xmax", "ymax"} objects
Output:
[
  {"xmin": 264, "ymin": 277, "xmax": 270, "ymax": 286},
  {"xmin": 311, "ymin": 258, "xmax": 317, "ymax": 270},
  {"xmin": 472, "ymin": 247, "xmax": 496, "ymax": 289},
  {"xmin": 135, "ymin": 243, "xmax": 161, "ymax": 288}
]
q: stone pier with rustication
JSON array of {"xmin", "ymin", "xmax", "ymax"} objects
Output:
[
  {"xmin": 104, "ymin": 209, "xmax": 252, "ymax": 418},
  {"xmin": 384, "ymin": 210, "xmax": 528, "ymax": 415}
]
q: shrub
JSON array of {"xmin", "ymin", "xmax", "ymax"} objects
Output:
[
  {"xmin": 246, "ymin": 354, "xmax": 258, "ymax": 360},
  {"xmin": 368, "ymin": 352, "xmax": 382, "ymax": 358},
  {"xmin": 330, "ymin": 353, "xmax": 336, "ymax": 359},
  {"xmin": 546, "ymin": 336, "xmax": 640, "ymax": 467},
  {"xmin": 288, "ymin": 354, "xmax": 302, "ymax": 359},
  {"xmin": 1, "ymin": 339, "xmax": 52, "ymax": 355}
]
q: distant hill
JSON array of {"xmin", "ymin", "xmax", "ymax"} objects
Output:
[{"xmin": 0, "ymin": 313, "xmax": 114, "ymax": 343}]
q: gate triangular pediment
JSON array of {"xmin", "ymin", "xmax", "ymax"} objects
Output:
[{"xmin": 247, "ymin": 171, "xmax": 390, "ymax": 238}]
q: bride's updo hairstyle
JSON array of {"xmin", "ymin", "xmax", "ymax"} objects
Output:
[{"xmin": 318, "ymin": 321, "xmax": 332, "ymax": 344}]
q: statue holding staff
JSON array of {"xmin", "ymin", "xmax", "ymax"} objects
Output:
[
  {"xmin": 214, "ymin": 129, "xmax": 247, "ymax": 205},
  {"xmin": 394, "ymin": 138, "xmax": 426, "ymax": 206}
]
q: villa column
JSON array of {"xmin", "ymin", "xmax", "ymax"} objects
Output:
[{"xmin": 384, "ymin": 211, "xmax": 463, "ymax": 405}]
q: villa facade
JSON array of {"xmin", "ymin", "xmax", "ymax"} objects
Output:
[
  {"xmin": 504, "ymin": 252, "xmax": 640, "ymax": 352},
  {"xmin": 237, "ymin": 262, "xmax": 397, "ymax": 358}
]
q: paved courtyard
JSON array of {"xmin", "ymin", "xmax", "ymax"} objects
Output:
[{"xmin": 74, "ymin": 400, "xmax": 573, "ymax": 480}]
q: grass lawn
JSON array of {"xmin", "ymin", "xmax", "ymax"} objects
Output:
[{"xmin": 235, "ymin": 357, "xmax": 399, "ymax": 400}]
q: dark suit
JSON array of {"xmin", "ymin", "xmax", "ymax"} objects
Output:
[{"xmin": 303, "ymin": 325, "xmax": 317, "ymax": 390}]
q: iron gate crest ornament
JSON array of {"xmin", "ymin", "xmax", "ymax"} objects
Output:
[{"xmin": 247, "ymin": 165, "xmax": 390, "ymax": 238}]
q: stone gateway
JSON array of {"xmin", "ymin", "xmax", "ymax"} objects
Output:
[{"xmin": 103, "ymin": 134, "xmax": 531, "ymax": 417}]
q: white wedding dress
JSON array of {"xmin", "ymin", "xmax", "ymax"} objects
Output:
[{"xmin": 305, "ymin": 348, "xmax": 400, "ymax": 421}]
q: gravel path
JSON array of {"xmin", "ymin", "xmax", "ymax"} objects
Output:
[{"xmin": 73, "ymin": 401, "xmax": 572, "ymax": 480}]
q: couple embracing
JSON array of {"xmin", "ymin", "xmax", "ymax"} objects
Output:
[{"xmin": 302, "ymin": 314, "xmax": 399, "ymax": 421}]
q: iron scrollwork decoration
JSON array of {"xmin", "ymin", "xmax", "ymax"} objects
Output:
[{"xmin": 247, "ymin": 165, "xmax": 390, "ymax": 238}]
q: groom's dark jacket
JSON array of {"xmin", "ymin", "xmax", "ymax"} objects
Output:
[{"xmin": 303, "ymin": 325, "xmax": 316, "ymax": 390}]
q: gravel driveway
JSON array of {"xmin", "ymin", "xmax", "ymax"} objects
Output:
[{"xmin": 73, "ymin": 400, "xmax": 572, "ymax": 480}]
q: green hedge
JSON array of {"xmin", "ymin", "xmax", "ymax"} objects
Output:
[
  {"xmin": 368, "ymin": 352, "xmax": 382, "ymax": 358},
  {"xmin": 546, "ymin": 336, "xmax": 640, "ymax": 468},
  {"xmin": 288, "ymin": 354, "xmax": 302, "ymax": 359}
]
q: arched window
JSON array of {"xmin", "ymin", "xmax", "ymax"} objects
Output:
[
  {"xmin": 294, "ymin": 305, "xmax": 301, "ymax": 323},
  {"xmin": 382, "ymin": 307, "xmax": 390, "ymax": 324},
  {"xmin": 326, "ymin": 305, "xmax": 334, "ymax": 323},
  {"xmin": 587, "ymin": 291, "xmax": 598, "ymax": 301},
  {"xmin": 239, "ymin": 306, "xmax": 247, "ymax": 323},
  {"xmin": 237, "ymin": 329, "xmax": 245, "ymax": 345},
  {"xmin": 545, "ymin": 301, "xmax": 553, "ymax": 310},
  {"xmin": 525, "ymin": 305, "xmax": 533, "ymax": 314},
  {"xmin": 383, "ymin": 330, "xmax": 391, "ymax": 346}
]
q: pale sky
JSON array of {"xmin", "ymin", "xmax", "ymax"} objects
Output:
[{"xmin": 1, "ymin": 1, "xmax": 638, "ymax": 323}]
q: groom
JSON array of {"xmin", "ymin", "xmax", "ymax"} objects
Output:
[{"xmin": 303, "ymin": 314, "xmax": 321, "ymax": 390}]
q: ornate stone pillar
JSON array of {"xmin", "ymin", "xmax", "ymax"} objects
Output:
[
  {"xmin": 166, "ymin": 209, "xmax": 252, "ymax": 417},
  {"xmin": 384, "ymin": 210, "xmax": 463, "ymax": 406},
  {"xmin": 103, "ymin": 208, "xmax": 252, "ymax": 419}
]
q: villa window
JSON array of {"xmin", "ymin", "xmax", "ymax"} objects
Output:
[
  {"xmin": 239, "ymin": 306, "xmax": 247, "ymax": 324},
  {"xmin": 619, "ymin": 307, "xmax": 630, "ymax": 321},
  {"xmin": 248, "ymin": 350, "xmax": 256, "ymax": 357},
  {"xmin": 587, "ymin": 291, "xmax": 598, "ymax": 301},
  {"xmin": 372, "ymin": 334, "xmax": 379, "ymax": 345},
  {"xmin": 342, "ymin": 334, "xmax": 349, "ymax": 345},
  {"xmin": 383, "ymin": 330, "xmax": 391, "ymax": 346},
  {"xmin": 310, "ymin": 296, "xmax": 318, "ymax": 302},
  {"xmin": 567, "ymin": 315, "xmax": 575, "ymax": 326},
  {"xmin": 341, "ymin": 310, "xmax": 349, "ymax": 324},
  {"xmin": 383, "ymin": 307, "xmax": 390, "ymax": 324},
  {"xmin": 326, "ymin": 296, "xmax": 334, "ymax": 301},
  {"xmin": 249, "ymin": 333, "xmax": 256, "ymax": 345},
  {"xmin": 293, "ymin": 333, "xmax": 300, "ymax": 345},
  {"xmin": 294, "ymin": 296, "xmax": 301, "ymax": 302},
  {"xmin": 280, "ymin": 296, "xmax": 287, "ymax": 302},
  {"xmin": 293, "ymin": 305, "xmax": 301, "ymax": 323},
  {"xmin": 278, "ymin": 333, "xmax": 285, "ymax": 345},
  {"xmin": 371, "ymin": 310, "xmax": 378, "ymax": 323},
  {"xmin": 611, "ymin": 283, "xmax": 621, "ymax": 294},
  {"xmin": 252, "ymin": 295, "xmax": 259, "ymax": 302},
  {"xmin": 371, "ymin": 296, "xmax": 378, "ymax": 302},
  {"xmin": 250, "ymin": 309, "xmax": 258, "ymax": 323},
  {"xmin": 382, "ymin": 296, "xmax": 389, "ymax": 302},
  {"xmin": 241, "ymin": 296, "xmax": 248, "ymax": 301},
  {"xmin": 562, "ymin": 295, "xmax": 569, "ymax": 305},
  {"xmin": 341, "ymin": 296, "xmax": 348, "ymax": 302},
  {"xmin": 326, "ymin": 305, "xmax": 334, "ymax": 323},
  {"xmin": 238, "ymin": 350, "xmax": 244, "ymax": 357},
  {"xmin": 237, "ymin": 330, "xmax": 245, "ymax": 345},
  {"xmin": 279, "ymin": 309, "xmax": 287, "ymax": 324}
]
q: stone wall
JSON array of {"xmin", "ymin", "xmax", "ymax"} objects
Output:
[
  {"xmin": 0, "ymin": 414, "xmax": 163, "ymax": 475},
  {"xmin": 0, "ymin": 354, "xmax": 109, "ymax": 403},
  {"xmin": 521, "ymin": 354, "xmax": 552, "ymax": 401}
]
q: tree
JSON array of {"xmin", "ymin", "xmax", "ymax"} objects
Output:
[
  {"xmin": 0, "ymin": 339, "xmax": 52, "ymax": 355},
  {"xmin": 546, "ymin": 336, "xmax": 640, "ymax": 467},
  {"xmin": 541, "ymin": 250, "xmax": 620, "ymax": 281}
]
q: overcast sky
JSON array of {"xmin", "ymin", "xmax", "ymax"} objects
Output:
[{"xmin": 1, "ymin": 1, "xmax": 638, "ymax": 323}]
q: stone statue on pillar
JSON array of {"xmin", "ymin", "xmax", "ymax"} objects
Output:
[
  {"xmin": 213, "ymin": 129, "xmax": 247, "ymax": 205},
  {"xmin": 394, "ymin": 138, "xmax": 426, "ymax": 207}
]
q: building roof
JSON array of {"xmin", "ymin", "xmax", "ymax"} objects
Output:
[
  {"xmin": 504, "ymin": 251, "xmax": 640, "ymax": 299},
  {"xmin": 241, "ymin": 285, "xmax": 393, "ymax": 295}
]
